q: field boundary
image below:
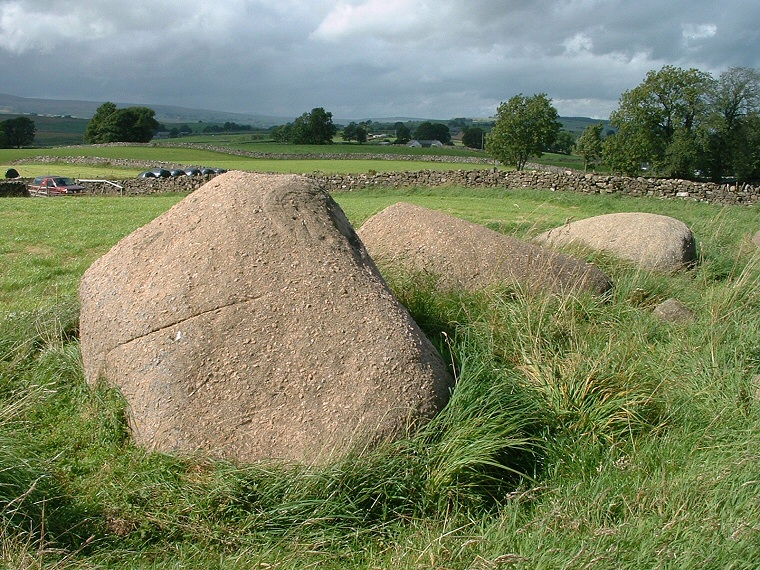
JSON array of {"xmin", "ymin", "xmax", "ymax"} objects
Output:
[
  {"xmin": 315, "ymin": 168, "xmax": 760, "ymax": 205},
  {"xmin": 4, "ymin": 161, "xmax": 759, "ymax": 205}
]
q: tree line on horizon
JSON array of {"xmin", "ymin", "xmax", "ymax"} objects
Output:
[{"xmin": 251, "ymin": 65, "xmax": 760, "ymax": 183}]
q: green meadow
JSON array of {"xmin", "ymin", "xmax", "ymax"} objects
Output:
[
  {"xmin": 1, "ymin": 146, "xmax": 759, "ymax": 568},
  {"xmin": 0, "ymin": 142, "xmax": 497, "ymax": 180}
]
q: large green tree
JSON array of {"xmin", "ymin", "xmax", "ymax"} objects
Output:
[
  {"xmin": 604, "ymin": 66, "xmax": 713, "ymax": 178},
  {"xmin": 394, "ymin": 123, "xmax": 412, "ymax": 144},
  {"xmin": 730, "ymin": 113, "xmax": 760, "ymax": 183},
  {"xmin": 0, "ymin": 116, "xmax": 36, "ymax": 148},
  {"xmin": 84, "ymin": 102, "xmax": 117, "ymax": 143},
  {"xmin": 703, "ymin": 67, "xmax": 760, "ymax": 182},
  {"xmin": 413, "ymin": 122, "xmax": 451, "ymax": 144},
  {"xmin": 486, "ymin": 93, "xmax": 560, "ymax": 170},
  {"xmin": 290, "ymin": 107, "xmax": 337, "ymax": 145},
  {"xmin": 84, "ymin": 102, "xmax": 159, "ymax": 143},
  {"xmin": 462, "ymin": 127, "xmax": 485, "ymax": 150}
]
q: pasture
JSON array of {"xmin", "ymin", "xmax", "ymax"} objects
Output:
[
  {"xmin": 1, "ymin": 154, "xmax": 760, "ymax": 568},
  {"xmin": 0, "ymin": 142, "xmax": 499, "ymax": 180}
]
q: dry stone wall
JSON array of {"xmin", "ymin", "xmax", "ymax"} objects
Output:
[
  {"xmin": 315, "ymin": 169, "xmax": 760, "ymax": 206},
  {"xmin": 0, "ymin": 181, "xmax": 27, "ymax": 197},
  {"xmin": 5, "ymin": 164, "xmax": 760, "ymax": 205}
]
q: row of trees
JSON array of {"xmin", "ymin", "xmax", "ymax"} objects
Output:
[
  {"xmin": 272, "ymin": 113, "xmax": 463, "ymax": 147},
  {"xmin": 272, "ymin": 114, "xmax": 491, "ymax": 148},
  {"xmin": 0, "ymin": 116, "xmax": 36, "ymax": 148},
  {"xmin": 201, "ymin": 122, "xmax": 254, "ymax": 134}
]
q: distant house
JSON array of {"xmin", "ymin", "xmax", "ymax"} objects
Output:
[{"xmin": 407, "ymin": 139, "xmax": 444, "ymax": 148}]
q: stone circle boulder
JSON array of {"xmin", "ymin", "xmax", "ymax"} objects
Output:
[
  {"xmin": 357, "ymin": 202, "xmax": 612, "ymax": 295},
  {"xmin": 535, "ymin": 212, "xmax": 697, "ymax": 272},
  {"xmin": 80, "ymin": 172, "xmax": 453, "ymax": 465}
]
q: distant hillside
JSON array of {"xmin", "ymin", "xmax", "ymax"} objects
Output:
[
  {"xmin": 0, "ymin": 114, "xmax": 89, "ymax": 146},
  {"xmin": 559, "ymin": 116, "xmax": 611, "ymax": 135},
  {"xmin": 0, "ymin": 93, "xmax": 290, "ymax": 128}
]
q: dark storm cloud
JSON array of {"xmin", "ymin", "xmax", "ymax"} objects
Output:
[{"xmin": 1, "ymin": 0, "xmax": 758, "ymax": 120}]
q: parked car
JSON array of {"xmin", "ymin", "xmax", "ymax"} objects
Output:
[{"xmin": 27, "ymin": 176, "xmax": 85, "ymax": 196}]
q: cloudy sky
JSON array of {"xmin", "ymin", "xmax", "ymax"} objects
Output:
[{"xmin": 1, "ymin": 0, "xmax": 759, "ymax": 121}]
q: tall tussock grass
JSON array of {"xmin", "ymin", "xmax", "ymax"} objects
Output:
[{"xmin": 1, "ymin": 307, "xmax": 98, "ymax": 548}]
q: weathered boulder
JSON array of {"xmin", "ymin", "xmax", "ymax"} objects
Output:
[
  {"xmin": 357, "ymin": 202, "xmax": 612, "ymax": 295},
  {"xmin": 752, "ymin": 230, "xmax": 760, "ymax": 248},
  {"xmin": 535, "ymin": 212, "xmax": 697, "ymax": 272},
  {"xmin": 80, "ymin": 172, "xmax": 453, "ymax": 465},
  {"xmin": 652, "ymin": 298, "xmax": 694, "ymax": 323}
]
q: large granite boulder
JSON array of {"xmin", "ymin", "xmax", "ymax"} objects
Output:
[
  {"xmin": 535, "ymin": 212, "xmax": 697, "ymax": 272},
  {"xmin": 357, "ymin": 202, "xmax": 612, "ymax": 295},
  {"xmin": 80, "ymin": 172, "xmax": 453, "ymax": 465}
]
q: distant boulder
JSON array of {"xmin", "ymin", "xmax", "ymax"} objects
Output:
[
  {"xmin": 357, "ymin": 202, "xmax": 612, "ymax": 295},
  {"xmin": 80, "ymin": 172, "xmax": 453, "ymax": 465},
  {"xmin": 535, "ymin": 212, "xmax": 697, "ymax": 272},
  {"xmin": 652, "ymin": 298, "xmax": 694, "ymax": 323}
]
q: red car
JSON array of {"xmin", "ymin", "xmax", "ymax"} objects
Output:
[{"xmin": 28, "ymin": 176, "xmax": 85, "ymax": 197}]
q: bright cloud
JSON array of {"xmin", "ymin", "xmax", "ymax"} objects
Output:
[
  {"xmin": 682, "ymin": 23, "xmax": 718, "ymax": 41},
  {"xmin": 311, "ymin": 0, "xmax": 430, "ymax": 41},
  {"xmin": 564, "ymin": 33, "xmax": 594, "ymax": 54}
]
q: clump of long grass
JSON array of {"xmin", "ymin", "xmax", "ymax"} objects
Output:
[
  {"xmin": 385, "ymin": 262, "xmax": 669, "ymax": 478},
  {"xmin": 0, "ymin": 304, "xmax": 100, "ymax": 568},
  {"xmin": 418, "ymin": 330, "xmax": 542, "ymax": 510}
]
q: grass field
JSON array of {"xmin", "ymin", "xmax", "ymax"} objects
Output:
[
  {"xmin": 2, "ymin": 182, "xmax": 760, "ymax": 569},
  {"xmin": 0, "ymin": 142, "xmax": 501, "ymax": 180}
]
